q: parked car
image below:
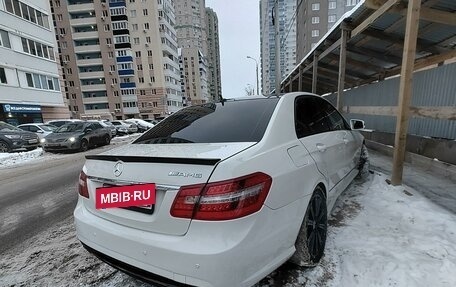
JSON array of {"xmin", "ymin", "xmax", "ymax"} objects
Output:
[
  {"xmin": 89, "ymin": 120, "xmax": 117, "ymax": 138},
  {"xmin": 143, "ymin": 119, "xmax": 159, "ymax": 125},
  {"xmin": 111, "ymin": 120, "xmax": 138, "ymax": 135},
  {"xmin": 0, "ymin": 121, "xmax": 39, "ymax": 153},
  {"xmin": 42, "ymin": 121, "xmax": 111, "ymax": 152},
  {"xmin": 124, "ymin": 118, "xmax": 154, "ymax": 133},
  {"xmin": 17, "ymin": 123, "xmax": 57, "ymax": 143},
  {"xmin": 74, "ymin": 93, "xmax": 367, "ymax": 287},
  {"xmin": 46, "ymin": 119, "xmax": 83, "ymax": 127}
]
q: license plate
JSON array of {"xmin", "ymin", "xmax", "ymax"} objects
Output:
[
  {"xmin": 96, "ymin": 183, "xmax": 156, "ymax": 210},
  {"xmin": 47, "ymin": 143, "xmax": 59, "ymax": 147},
  {"xmin": 29, "ymin": 139, "xmax": 38, "ymax": 144}
]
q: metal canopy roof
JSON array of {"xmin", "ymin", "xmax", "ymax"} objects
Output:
[{"xmin": 281, "ymin": 0, "xmax": 456, "ymax": 95}]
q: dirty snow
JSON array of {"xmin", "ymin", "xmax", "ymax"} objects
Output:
[
  {"xmin": 0, "ymin": 134, "xmax": 141, "ymax": 170},
  {"xmin": 1, "ymin": 172, "xmax": 456, "ymax": 287}
]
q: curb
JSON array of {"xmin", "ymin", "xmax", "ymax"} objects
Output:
[{"xmin": 365, "ymin": 140, "xmax": 456, "ymax": 182}]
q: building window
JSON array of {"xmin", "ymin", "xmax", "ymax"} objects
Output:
[
  {"xmin": 312, "ymin": 29, "xmax": 319, "ymax": 37},
  {"xmin": 347, "ymin": 0, "xmax": 357, "ymax": 6},
  {"xmin": 146, "ymin": 36, "xmax": 151, "ymax": 43},
  {"xmin": 144, "ymin": 23, "xmax": 149, "ymax": 29},
  {"xmin": 147, "ymin": 50, "xmax": 152, "ymax": 56},
  {"xmin": 311, "ymin": 3, "xmax": 320, "ymax": 10},
  {"xmin": 143, "ymin": 9, "xmax": 148, "ymax": 16},
  {"xmin": 134, "ymin": 37, "xmax": 140, "ymax": 45},
  {"xmin": 0, "ymin": 29, "xmax": 11, "ymax": 48},
  {"xmin": 24, "ymin": 72, "xmax": 60, "ymax": 91},
  {"xmin": 130, "ymin": 10, "xmax": 137, "ymax": 17},
  {"xmin": 137, "ymin": 64, "xmax": 143, "ymax": 70},
  {"xmin": 0, "ymin": 67, "xmax": 7, "ymax": 84},
  {"xmin": 328, "ymin": 14, "xmax": 337, "ymax": 23},
  {"xmin": 329, "ymin": 1, "xmax": 336, "ymax": 9},
  {"xmin": 138, "ymin": 77, "xmax": 144, "ymax": 83},
  {"xmin": 135, "ymin": 51, "xmax": 141, "ymax": 57},
  {"xmin": 312, "ymin": 17, "xmax": 320, "ymax": 24},
  {"xmin": 21, "ymin": 37, "xmax": 55, "ymax": 61},
  {"xmin": 106, "ymin": 38, "xmax": 112, "ymax": 44},
  {"xmin": 132, "ymin": 24, "xmax": 138, "ymax": 31},
  {"xmin": 4, "ymin": 0, "xmax": 50, "ymax": 29}
]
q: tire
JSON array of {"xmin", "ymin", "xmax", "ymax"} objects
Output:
[
  {"xmin": 290, "ymin": 186, "xmax": 327, "ymax": 267},
  {"xmin": 357, "ymin": 143, "xmax": 370, "ymax": 179},
  {"xmin": 0, "ymin": 140, "xmax": 11, "ymax": 153},
  {"xmin": 103, "ymin": 135, "xmax": 111, "ymax": 146},
  {"xmin": 79, "ymin": 139, "xmax": 89, "ymax": 152}
]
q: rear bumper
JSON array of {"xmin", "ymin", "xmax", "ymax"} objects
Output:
[{"xmin": 74, "ymin": 197, "xmax": 300, "ymax": 287}]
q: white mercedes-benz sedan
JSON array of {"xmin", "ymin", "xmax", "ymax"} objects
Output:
[{"xmin": 74, "ymin": 92, "xmax": 367, "ymax": 287}]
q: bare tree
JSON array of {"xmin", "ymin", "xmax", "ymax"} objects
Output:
[{"xmin": 244, "ymin": 84, "xmax": 255, "ymax": 96}]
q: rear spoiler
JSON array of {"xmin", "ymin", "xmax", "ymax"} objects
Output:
[{"xmin": 85, "ymin": 155, "xmax": 220, "ymax": 166}]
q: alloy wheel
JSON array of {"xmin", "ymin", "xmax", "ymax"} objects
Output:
[
  {"xmin": 0, "ymin": 141, "xmax": 10, "ymax": 153},
  {"xmin": 306, "ymin": 190, "xmax": 327, "ymax": 262}
]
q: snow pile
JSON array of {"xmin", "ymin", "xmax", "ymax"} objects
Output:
[
  {"xmin": 258, "ymin": 173, "xmax": 456, "ymax": 286},
  {"xmin": 1, "ymin": 172, "xmax": 455, "ymax": 286},
  {"xmin": 0, "ymin": 148, "xmax": 44, "ymax": 168}
]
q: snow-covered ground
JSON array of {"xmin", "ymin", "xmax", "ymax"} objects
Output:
[
  {"xmin": 1, "ymin": 172, "xmax": 455, "ymax": 287},
  {"xmin": 0, "ymin": 134, "xmax": 141, "ymax": 170}
]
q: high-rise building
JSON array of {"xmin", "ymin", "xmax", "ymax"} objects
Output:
[
  {"xmin": 51, "ymin": 0, "xmax": 182, "ymax": 120},
  {"xmin": 205, "ymin": 7, "xmax": 221, "ymax": 102},
  {"xmin": 296, "ymin": 0, "xmax": 361, "ymax": 61},
  {"xmin": 0, "ymin": 0, "xmax": 68, "ymax": 124},
  {"xmin": 260, "ymin": 0, "xmax": 297, "ymax": 95},
  {"xmin": 174, "ymin": 0, "xmax": 209, "ymax": 106}
]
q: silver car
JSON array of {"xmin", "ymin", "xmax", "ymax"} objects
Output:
[{"xmin": 17, "ymin": 123, "xmax": 57, "ymax": 143}]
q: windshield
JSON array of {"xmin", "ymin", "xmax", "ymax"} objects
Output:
[
  {"xmin": 55, "ymin": 123, "xmax": 85, "ymax": 133},
  {"xmin": 39, "ymin": 124, "xmax": 57, "ymax": 132},
  {"xmin": 0, "ymin": 121, "xmax": 23, "ymax": 132},
  {"xmin": 134, "ymin": 98, "xmax": 279, "ymax": 144}
]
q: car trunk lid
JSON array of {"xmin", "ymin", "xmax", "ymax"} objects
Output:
[{"xmin": 82, "ymin": 142, "xmax": 255, "ymax": 236}]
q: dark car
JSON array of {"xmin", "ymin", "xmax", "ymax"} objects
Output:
[
  {"xmin": 42, "ymin": 121, "xmax": 111, "ymax": 152},
  {"xmin": 0, "ymin": 121, "xmax": 39, "ymax": 153}
]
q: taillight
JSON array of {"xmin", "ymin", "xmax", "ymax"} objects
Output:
[
  {"xmin": 171, "ymin": 172, "xmax": 272, "ymax": 221},
  {"xmin": 78, "ymin": 170, "xmax": 89, "ymax": 198}
]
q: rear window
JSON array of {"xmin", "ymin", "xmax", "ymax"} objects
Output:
[{"xmin": 134, "ymin": 98, "xmax": 279, "ymax": 144}]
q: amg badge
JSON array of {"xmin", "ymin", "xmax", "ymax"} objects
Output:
[{"xmin": 168, "ymin": 171, "xmax": 203, "ymax": 178}]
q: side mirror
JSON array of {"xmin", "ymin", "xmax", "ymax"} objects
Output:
[
  {"xmin": 85, "ymin": 128, "xmax": 93, "ymax": 133},
  {"xmin": 350, "ymin": 119, "xmax": 365, "ymax": 130}
]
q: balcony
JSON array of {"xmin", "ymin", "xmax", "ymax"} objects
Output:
[
  {"xmin": 109, "ymin": 1, "xmax": 126, "ymax": 8},
  {"xmin": 123, "ymin": 107, "xmax": 139, "ymax": 115},
  {"xmin": 120, "ymin": 82, "xmax": 136, "ymax": 89},
  {"xmin": 72, "ymin": 31, "xmax": 99, "ymax": 40},
  {"xmin": 121, "ymin": 94, "xmax": 138, "ymax": 102},
  {"xmin": 118, "ymin": 69, "xmax": 135, "ymax": 76},
  {"xmin": 74, "ymin": 44, "xmax": 101, "ymax": 53},
  {"xmin": 84, "ymin": 109, "xmax": 110, "ymax": 115},
  {"xmin": 81, "ymin": 84, "xmax": 107, "ymax": 92},
  {"xmin": 67, "ymin": 3, "xmax": 95, "ymax": 13},
  {"xmin": 77, "ymin": 58, "xmax": 103, "ymax": 66},
  {"xmin": 82, "ymin": 96, "xmax": 108, "ymax": 104},
  {"xmin": 70, "ymin": 17, "xmax": 97, "ymax": 26},
  {"xmin": 116, "ymin": 56, "xmax": 133, "ymax": 63},
  {"xmin": 79, "ymin": 71, "xmax": 105, "ymax": 79}
]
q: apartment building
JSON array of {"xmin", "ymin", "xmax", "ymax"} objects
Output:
[
  {"xmin": 205, "ymin": 7, "xmax": 221, "ymax": 102},
  {"xmin": 296, "ymin": 0, "xmax": 361, "ymax": 61},
  {"xmin": 260, "ymin": 0, "xmax": 297, "ymax": 95},
  {"xmin": 0, "ymin": 0, "xmax": 68, "ymax": 125},
  {"xmin": 174, "ymin": 0, "xmax": 209, "ymax": 106},
  {"xmin": 51, "ymin": 0, "xmax": 182, "ymax": 120}
]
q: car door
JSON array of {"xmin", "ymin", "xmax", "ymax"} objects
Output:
[
  {"xmin": 92, "ymin": 122, "xmax": 105, "ymax": 144},
  {"xmin": 295, "ymin": 96, "xmax": 347, "ymax": 193}
]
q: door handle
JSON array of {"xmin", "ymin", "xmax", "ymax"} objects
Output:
[{"xmin": 316, "ymin": 143, "xmax": 326, "ymax": 152}]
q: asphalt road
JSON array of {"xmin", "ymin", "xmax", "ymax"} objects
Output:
[{"xmin": 0, "ymin": 144, "xmax": 125, "ymax": 254}]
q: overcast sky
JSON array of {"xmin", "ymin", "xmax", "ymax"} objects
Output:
[{"xmin": 205, "ymin": 0, "xmax": 261, "ymax": 98}]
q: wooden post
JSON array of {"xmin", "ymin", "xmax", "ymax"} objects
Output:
[
  {"xmin": 312, "ymin": 53, "xmax": 318, "ymax": 94},
  {"xmin": 391, "ymin": 0, "xmax": 421, "ymax": 186},
  {"xmin": 298, "ymin": 66, "xmax": 303, "ymax": 91},
  {"xmin": 337, "ymin": 25, "xmax": 349, "ymax": 111}
]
